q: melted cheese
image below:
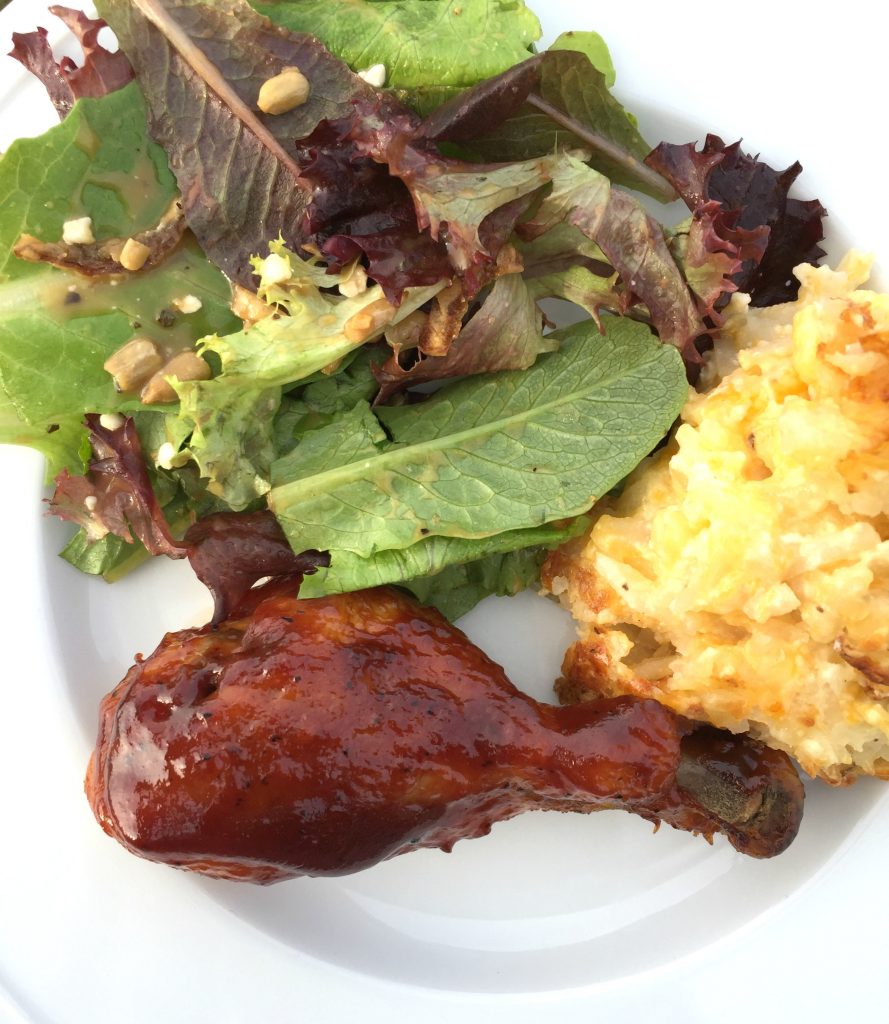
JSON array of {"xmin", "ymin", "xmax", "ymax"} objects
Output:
[{"xmin": 544, "ymin": 253, "xmax": 889, "ymax": 783}]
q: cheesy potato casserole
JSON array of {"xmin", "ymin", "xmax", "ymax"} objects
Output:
[{"xmin": 543, "ymin": 252, "xmax": 889, "ymax": 783}]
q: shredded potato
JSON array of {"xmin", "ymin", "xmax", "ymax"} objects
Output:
[{"xmin": 543, "ymin": 252, "xmax": 889, "ymax": 783}]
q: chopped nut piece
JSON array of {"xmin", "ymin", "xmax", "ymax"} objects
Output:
[
  {"xmin": 257, "ymin": 67, "xmax": 311, "ymax": 115},
  {"xmin": 140, "ymin": 351, "xmax": 211, "ymax": 405},
  {"xmin": 257, "ymin": 252, "xmax": 291, "ymax": 289},
  {"xmin": 156, "ymin": 441, "xmax": 190, "ymax": 471},
  {"xmin": 343, "ymin": 297, "xmax": 397, "ymax": 343},
  {"xmin": 231, "ymin": 284, "xmax": 275, "ymax": 328},
  {"xmin": 172, "ymin": 294, "xmax": 203, "ymax": 314},
  {"xmin": 98, "ymin": 413, "xmax": 126, "ymax": 431},
  {"xmin": 357, "ymin": 63, "xmax": 386, "ymax": 88},
  {"xmin": 338, "ymin": 263, "xmax": 368, "ymax": 298},
  {"xmin": 62, "ymin": 216, "xmax": 94, "ymax": 245},
  {"xmin": 104, "ymin": 239, "xmax": 125, "ymax": 262},
  {"xmin": 119, "ymin": 237, "xmax": 151, "ymax": 271},
  {"xmin": 104, "ymin": 338, "xmax": 164, "ymax": 392},
  {"xmin": 156, "ymin": 442, "xmax": 177, "ymax": 470}
]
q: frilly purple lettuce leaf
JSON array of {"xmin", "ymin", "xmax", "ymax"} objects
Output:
[
  {"xmin": 646, "ymin": 135, "xmax": 826, "ymax": 306},
  {"xmin": 666, "ymin": 202, "xmax": 767, "ymax": 325},
  {"xmin": 373, "ymin": 273, "xmax": 557, "ymax": 401},
  {"xmin": 519, "ymin": 154, "xmax": 706, "ymax": 367},
  {"xmin": 10, "ymin": 6, "xmax": 134, "ymax": 120},
  {"xmin": 295, "ymin": 118, "xmax": 453, "ymax": 302},
  {"xmin": 48, "ymin": 413, "xmax": 184, "ymax": 556},
  {"xmin": 323, "ymin": 96, "xmax": 552, "ymax": 259},
  {"xmin": 49, "ymin": 414, "xmax": 327, "ymax": 623},
  {"xmin": 183, "ymin": 511, "xmax": 329, "ymax": 625}
]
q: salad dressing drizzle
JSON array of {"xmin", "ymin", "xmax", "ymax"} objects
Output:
[{"xmin": 38, "ymin": 242, "xmax": 232, "ymax": 368}]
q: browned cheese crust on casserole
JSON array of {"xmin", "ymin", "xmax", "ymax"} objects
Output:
[{"xmin": 543, "ymin": 254, "xmax": 889, "ymax": 783}]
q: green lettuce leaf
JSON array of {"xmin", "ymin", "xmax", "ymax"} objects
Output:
[
  {"xmin": 299, "ymin": 515, "xmax": 588, "ymax": 611},
  {"xmin": 0, "ymin": 389, "xmax": 88, "ymax": 481},
  {"xmin": 269, "ymin": 318, "xmax": 687, "ymax": 557},
  {"xmin": 292, "ymin": 345, "xmax": 382, "ymax": 418},
  {"xmin": 549, "ymin": 31, "xmax": 615, "ymax": 87},
  {"xmin": 250, "ymin": 0, "xmax": 540, "ymax": 110},
  {"xmin": 0, "ymin": 84, "xmax": 238, "ymax": 444},
  {"xmin": 270, "ymin": 400, "xmax": 385, "ymax": 490},
  {"xmin": 269, "ymin": 346, "xmax": 383, "ymax": 458},
  {"xmin": 402, "ymin": 547, "xmax": 559, "ymax": 621},
  {"xmin": 176, "ymin": 382, "xmax": 282, "ymax": 509},
  {"xmin": 526, "ymin": 266, "xmax": 624, "ymax": 324}
]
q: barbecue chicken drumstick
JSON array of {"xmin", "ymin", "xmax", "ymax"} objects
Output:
[{"xmin": 86, "ymin": 581, "xmax": 803, "ymax": 882}]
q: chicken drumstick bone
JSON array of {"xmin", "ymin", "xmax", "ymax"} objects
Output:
[{"xmin": 86, "ymin": 581, "xmax": 803, "ymax": 882}]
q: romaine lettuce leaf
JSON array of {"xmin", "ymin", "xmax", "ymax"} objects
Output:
[
  {"xmin": 402, "ymin": 546, "xmax": 562, "ymax": 621},
  {"xmin": 299, "ymin": 516, "xmax": 589, "ymax": 611},
  {"xmin": 549, "ymin": 31, "xmax": 616, "ymax": 87},
  {"xmin": 269, "ymin": 318, "xmax": 687, "ymax": 558}
]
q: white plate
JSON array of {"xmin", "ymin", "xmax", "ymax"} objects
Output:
[{"xmin": 1, "ymin": 3, "xmax": 888, "ymax": 1021}]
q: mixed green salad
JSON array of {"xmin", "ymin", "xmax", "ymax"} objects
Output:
[{"xmin": 0, "ymin": 0, "xmax": 825, "ymax": 623}]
